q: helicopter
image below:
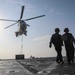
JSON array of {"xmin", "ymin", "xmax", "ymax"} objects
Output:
[{"xmin": 0, "ymin": 6, "xmax": 45, "ymax": 37}]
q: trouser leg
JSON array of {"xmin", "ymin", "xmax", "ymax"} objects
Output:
[
  {"xmin": 57, "ymin": 50, "xmax": 63, "ymax": 62},
  {"xmin": 66, "ymin": 46, "xmax": 74, "ymax": 63},
  {"xmin": 55, "ymin": 46, "xmax": 63, "ymax": 63}
]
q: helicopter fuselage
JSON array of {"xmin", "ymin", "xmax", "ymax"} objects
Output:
[{"xmin": 15, "ymin": 20, "xmax": 27, "ymax": 37}]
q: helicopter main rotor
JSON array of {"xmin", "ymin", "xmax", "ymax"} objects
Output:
[{"xmin": 0, "ymin": 6, "xmax": 45, "ymax": 29}]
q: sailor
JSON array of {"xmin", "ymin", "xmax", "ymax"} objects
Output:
[
  {"xmin": 63, "ymin": 28, "xmax": 75, "ymax": 64},
  {"xmin": 49, "ymin": 28, "xmax": 64, "ymax": 65}
]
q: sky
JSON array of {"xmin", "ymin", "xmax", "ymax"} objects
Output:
[{"xmin": 0, "ymin": 0, "xmax": 75, "ymax": 59}]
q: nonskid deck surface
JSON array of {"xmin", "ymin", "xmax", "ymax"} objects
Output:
[
  {"xmin": 17, "ymin": 58, "xmax": 75, "ymax": 75},
  {"xmin": 0, "ymin": 58, "xmax": 75, "ymax": 75},
  {"xmin": 0, "ymin": 59, "xmax": 33, "ymax": 75}
]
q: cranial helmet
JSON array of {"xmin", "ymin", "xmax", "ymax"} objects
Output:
[
  {"xmin": 64, "ymin": 28, "xmax": 69, "ymax": 32},
  {"xmin": 55, "ymin": 28, "xmax": 60, "ymax": 32}
]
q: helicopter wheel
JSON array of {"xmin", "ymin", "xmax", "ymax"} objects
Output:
[
  {"xmin": 24, "ymin": 31, "xmax": 27, "ymax": 36},
  {"xmin": 15, "ymin": 32, "xmax": 18, "ymax": 37}
]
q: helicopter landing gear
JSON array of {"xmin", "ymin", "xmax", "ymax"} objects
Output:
[
  {"xmin": 24, "ymin": 31, "xmax": 27, "ymax": 36},
  {"xmin": 15, "ymin": 32, "xmax": 19, "ymax": 37}
]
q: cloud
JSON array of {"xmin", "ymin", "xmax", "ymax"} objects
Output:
[
  {"xmin": 33, "ymin": 35, "xmax": 50, "ymax": 42},
  {"xmin": 5, "ymin": 0, "xmax": 36, "ymax": 12},
  {"xmin": 49, "ymin": 8, "xmax": 65, "ymax": 15},
  {"xmin": 5, "ymin": 0, "xmax": 24, "ymax": 5},
  {"xmin": 25, "ymin": 4, "xmax": 37, "ymax": 12},
  {"xmin": 56, "ymin": 11, "xmax": 65, "ymax": 15},
  {"xmin": 49, "ymin": 8, "xmax": 55, "ymax": 14}
]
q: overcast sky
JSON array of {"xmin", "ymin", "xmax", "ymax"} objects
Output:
[{"xmin": 0, "ymin": 0, "xmax": 75, "ymax": 59}]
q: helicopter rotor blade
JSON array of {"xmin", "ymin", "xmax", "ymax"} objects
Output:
[
  {"xmin": 0, "ymin": 19, "xmax": 18, "ymax": 22},
  {"xmin": 20, "ymin": 6, "xmax": 24, "ymax": 20},
  {"xmin": 25, "ymin": 15, "xmax": 45, "ymax": 21},
  {"xmin": 26, "ymin": 24, "xmax": 30, "ymax": 26},
  {"xmin": 4, "ymin": 22, "xmax": 18, "ymax": 29}
]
